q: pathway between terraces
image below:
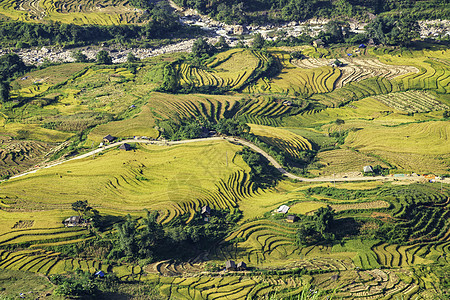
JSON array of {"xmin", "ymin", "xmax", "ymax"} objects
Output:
[{"xmin": 10, "ymin": 137, "xmax": 445, "ymax": 184}]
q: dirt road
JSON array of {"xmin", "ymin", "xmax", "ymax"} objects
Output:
[{"xmin": 9, "ymin": 137, "xmax": 447, "ymax": 184}]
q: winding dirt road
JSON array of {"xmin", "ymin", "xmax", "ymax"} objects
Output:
[{"xmin": 9, "ymin": 137, "xmax": 446, "ymax": 184}]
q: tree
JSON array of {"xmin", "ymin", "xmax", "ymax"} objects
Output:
[
  {"xmin": 127, "ymin": 52, "xmax": 139, "ymax": 63},
  {"xmin": 313, "ymin": 206, "xmax": 334, "ymax": 235},
  {"xmin": 252, "ymin": 33, "xmax": 265, "ymax": 49},
  {"xmin": 0, "ymin": 81, "xmax": 9, "ymax": 103},
  {"xmin": 96, "ymin": 50, "xmax": 112, "ymax": 64},
  {"xmin": 191, "ymin": 38, "xmax": 212, "ymax": 58},
  {"xmin": 71, "ymin": 50, "xmax": 88, "ymax": 63},
  {"xmin": 0, "ymin": 53, "xmax": 27, "ymax": 81},
  {"xmin": 335, "ymin": 118, "xmax": 345, "ymax": 135},
  {"xmin": 72, "ymin": 200, "xmax": 92, "ymax": 217},
  {"xmin": 366, "ymin": 15, "xmax": 419, "ymax": 46},
  {"xmin": 214, "ymin": 36, "xmax": 229, "ymax": 51}
]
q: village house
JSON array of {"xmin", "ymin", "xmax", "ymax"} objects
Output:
[
  {"xmin": 225, "ymin": 260, "xmax": 236, "ymax": 271},
  {"xmin": 103, "ymin": 134, "xmax": 115, "ymax": 144},
  {"xmin": 277, "ymin": 205, "xmax": 290, "ymax": 214},
  {"xmin": 363, "ymin": 165, "xmax": 374, "ymax": 173},
  {"xmin": 237, "ymin": 261, "xmax": 247, "ymax": 271},
  {"xmin": 119, "ymin": 143, "xmax": 131, "ymax": 151},
  {"xmin": 63, "ymin": 216, "xmax": 82, "ymax": 227},
  {"xmin": 286, "ymin": 215, "xmax": 297, "ymax": 223}
]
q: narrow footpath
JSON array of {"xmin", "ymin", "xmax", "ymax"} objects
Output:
[{"xmin": 10, "ymin": 137, "xmax": 447, "ymax": 184}]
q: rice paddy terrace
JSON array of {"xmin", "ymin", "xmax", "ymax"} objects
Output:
[
  {"xmin": 0, "ymin": 0, "xmax": 143, "ymax": 24},
  {"xmin": 0, "ymin": 44, "xmax": 449, "ymax": 298}
]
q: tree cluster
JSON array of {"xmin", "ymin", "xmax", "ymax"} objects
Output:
[
  {"xmin": 0, "ymin": 53, "xmax": 29, "ymax": 102},
  {"xmin": 296, "ymin": 206, "xmax": 335, "ymax": 246},
  {"xmin": 108, "ymin": 209, "xmax": 241, "ymax": 262},
  {"xmin": 238, "ymin": 147, "xmax": 281, "ymax": 189},
  {"xmin": 173, "ymin": 0, "xmax": 449, "ymax": 25}
]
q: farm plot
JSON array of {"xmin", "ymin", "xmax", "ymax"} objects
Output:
[
  {"xmin": 248, "ymin": 62, "xmax": 340, "ymax": 97},
  {"xmin": 0, "ymin": 249, "xmax": 139, "ymax": 279},
  {"xmin": 0, "ymin": 138, "xmax": 55, "ymax": 177},
  {"xmin": 0, "ymin": 140, "xmax": 251, "ymax": 219},
  {"xmin": 309, "ymin": 148, "xmax": 389, "ymax": 177},
  {"xmin": 344, "ymin": 121, "xmax": 450, "ymax": 173},
  {"xmin": 233, "ymin": 96, "xmax": 292, "ymax": 126},
  {"xmin": 176, "ymin": 49, "xmax": 263, "ymax": 91},
  {"xmin": 292, "ymin": 57, "xmax": 418, "ymax": 89},
  {"xmin": 0, "ymin": 0, "xmax": 143, "ymax": 25},
  {"xmin": 249, "ymin": 124, "xmax": 313, "ymax": 159},
  {"xmin": 372, "ymin": 90, "xmax": 449, "ymax": 113}
]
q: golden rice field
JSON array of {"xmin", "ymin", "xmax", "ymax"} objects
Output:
[
  {"xmin": 0, "ymin": 140, "xmax": 251, "ymax": 222},
  {"xmin": 309, "ymin": 148, "xmax": 389, "ymax": 176},
  {"xmin": 0, "ymin": 0, "xmax": 143, "ymax": 24},
  {"xmin": 176, "ymin": 49, "xmax": 266, "ymax": 91},
  {"xmin": 291, "ymin": 57, "xmax": 418, "ymax": 89},
  {"xmin": 344, "ymin": 121, "xmax": 450, "ymax": 173},
  {"xmin": 250, "ymin": 124, "xmax": 313, "ymax": 158}
]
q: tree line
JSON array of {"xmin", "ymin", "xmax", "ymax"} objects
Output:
[{"xmin": 173, "ymin": 0, "xmax": 449, "ymax": 25}]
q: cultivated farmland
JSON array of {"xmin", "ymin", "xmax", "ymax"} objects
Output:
[{"xmin": 0, "ymin": 0, "xmax": 143, "ymax": 24}]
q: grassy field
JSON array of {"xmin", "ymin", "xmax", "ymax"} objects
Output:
[{"xmin": 0, "ymin": 0, "xmax": 143, "ymax": 25}]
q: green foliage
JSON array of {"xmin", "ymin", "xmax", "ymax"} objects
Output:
[
  {"xmin": 96, "ymin": 50, "xmax": 112, "ymax": 65},
  {"xmin": 72, "ymin": 200, "xmax": 91, "ymax": 216},
  {"xmin": 366, "ymin": 15, "xmax": 420, "ymax": 46},
  {"xmin": 71, "ymin": 50, "xmax": 89, "ymax": 63},
  {"xmin": 0, "ymin": 53, "xmax": 28, "ymax": 81},
  {"xmin": 0, "ymin": 81, "xmax": 9, "ymax": 102},
  {"xmin": 127, "ymin": 52, "xmax": 139, "ymax": 63},
  {"xmin": 192, "ymin": 38, "xmax": 214, "ymax": 58},
  {"xmin": 296, "ymin": 206, "xmax": 335, "ymax": 246},
  {"xmin": 252, "ymin": 33, "xmax": 265, "ymax": 49},
  {"xmin": 238, "ymin": 147, "xmax": 281, "ymax": 189},
  {"xmin": 51, "ymin": 270, "xmax": 99, "ymax": 298},
  {"xmin": 215, "ymin": 118, "xmax": 250, "ymax": 136}
]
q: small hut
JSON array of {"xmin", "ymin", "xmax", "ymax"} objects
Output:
[
  {"xmin": 225, "ymin": 260, "xmax": 236, "ymax": 271},
  {"xmin": 286, "ymin": 215, "xmax": 297, "ymax": 223},
  {"xmin": 201, "ymin": 205, "xmax": 211, "ymax": 216},
  {"xmin": 363, "ymin": 165, "xmax": 373, "ymax": 173},
  {"xmin": 63, "ymin": 216, "xmax": 82, "ymax": 227},
  {"xmin": 313, "ymin": 39, "xmax": 324, "ymax": 48},
  {"xmin": 119, "ymin": 143, "xmax": 131, "ymax": 151},
  {"xmin": 277, "ymin": 205, "xmax": 290, "ymax": 214},
  {"xmin": 103, "ymin": 134, "xmax": 115, "ymax": 143},
  {"xmin": 237, "ymin": 261, "xmax": 247, "ymax": 271}
]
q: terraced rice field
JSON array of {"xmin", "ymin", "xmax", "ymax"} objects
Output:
[
  {"xmin": 0, "ymin": 139, "xmax": 54, "ymax": 177},
  {"xmin": 177, "ymin": 49, "xmax": 265, "ymax": 91},
  {"xmin": 373, "ymin": 90, "xmax": 449, "ymax": 113},
  {"xmin": 250, "ymin": 124, "xmax": 313, "ymax": 159},
  {"xmin": 234, "ymin": 97, "xmax": 292, "ymax": 126},
  {"xmin": 0, "ymin": 140, "xmax": 253, "ymax": 222},
  {"xmin": 344, "ymin": 121, "xmax": 449, "ymax": 173},
  {"xmin": 292, "ymin": 57, "xmax": 418, "ymax": 89},
  {"xmin": 309, "ymin": 148, "xmax": 389, "ymax": 176},
  {"xmin": 0, "ymin": 0, "xmax": 143, "ymax": 24},
  {"xmin": 0, "ymin": 249, "xmax": 139, "ymax": 279},
  {"xmin": 247, "ymin": 51, "xmax": 340, "ymax": 97}
]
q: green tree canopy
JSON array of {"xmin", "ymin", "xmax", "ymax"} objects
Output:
[{"xmin": 96, "ymin": 50, "xmax": 112, "ymax": 65}]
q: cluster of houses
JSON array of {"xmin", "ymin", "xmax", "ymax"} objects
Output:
[
  {"xmin": 275, "ymin": 205, "xmax": 298, "ymax": 223},
  {"xmin": 225, "ymin": 260, "xmax": 247, "ymax": 271},
  {"xmin": 101, "ymin": 134, "xmax": 132, "ymax": 151}
]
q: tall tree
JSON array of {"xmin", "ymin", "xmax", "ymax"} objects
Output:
[{"xmin": 96, "ymin": 50, "xmax": 112, "ymax": 65}]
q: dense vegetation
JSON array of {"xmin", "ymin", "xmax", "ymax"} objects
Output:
[{"xmin": 173, "ymin": 0, "xmax": 450, "ymax": 24}]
